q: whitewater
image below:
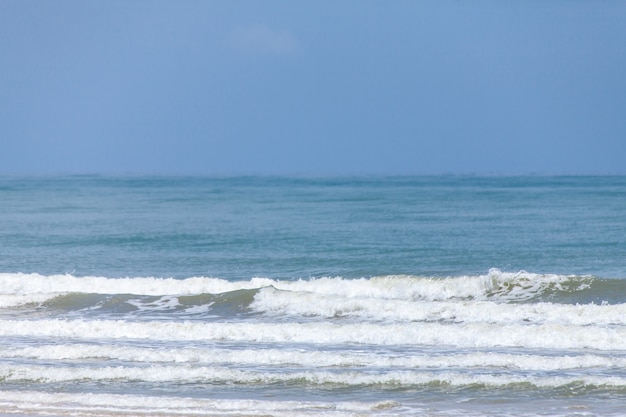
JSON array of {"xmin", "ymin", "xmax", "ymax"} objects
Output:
[{"xmin": 1, "ymin": 175, "xmax": 625, "ymax": 416}]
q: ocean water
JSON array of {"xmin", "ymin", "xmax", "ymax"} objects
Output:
[{"xmin": 1, "ymin": 175, "xmax": 626, "ymax": 417}]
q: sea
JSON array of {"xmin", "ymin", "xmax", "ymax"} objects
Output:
[{"xmin": 1, "ymin": 175, "xmax": 625, "ymax": 417}]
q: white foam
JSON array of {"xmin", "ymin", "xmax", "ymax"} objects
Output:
[
  {"xmin": 0, "ymin": 269, "xmax": 580, "ymax": 301},
  {"xmin": 262, "ymin": 269, "xmax": 582, "ymax": 302},
  {"xmin": 2, "ymin": 344, "xmax": 623, "ymax": 371},
  {"xmin": 252, "ymin": 287, "xmax": 626, "ymax": 325},
  {"xmin": 0, "ymin": 272, "xmax": 275, "ymax": 296},
  {"xmin": 0, "ymin": 390, "xmax": 396, "ymax": 417},
  {"xmin": 1, "ymin": 318, "xmax": 625, "ymax": 350},
  {"xmin": 1, "ymin": 272, "xmax": 620, "ymax": 329},
  {"xmin": 1, "ymin": 363, "xmax": 625, "ymax": 388},
  {"xmin": 0, "ymin": 293, "xmax": 54, "ymax": 308}
]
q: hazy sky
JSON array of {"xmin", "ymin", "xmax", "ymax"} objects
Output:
[{"xmin": 2, "ymin": 1, "xmax": 625, "ymax": 175}]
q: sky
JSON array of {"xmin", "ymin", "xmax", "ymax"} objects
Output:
[{"xmin": 1, "ymin": 0, "xmax": 625, "ymax": 175}]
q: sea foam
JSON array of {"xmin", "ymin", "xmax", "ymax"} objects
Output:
[
  {"xmin": 1, "ymin": 318, "xmax": 625, "ymax": 350},
  {"xmin": 0, "ymin": 269, "xmax": 588, "ymax": 301},
  {"xmin": 2, "ymin": 344, "xmax": 623, "ymax": 370}
]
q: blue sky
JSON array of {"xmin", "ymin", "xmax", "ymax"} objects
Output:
[{"xmin": 1, "ymin": 1, "xmax": 625, "ymax": 175}]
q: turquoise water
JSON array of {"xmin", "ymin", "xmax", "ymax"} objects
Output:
[
  {"xmin": 2, "ymin": 175, "xmax": 625, "ymax": 279},
  {"xmin": 1, "ymin": 175, "xmax": 626, "ymax": 416}
]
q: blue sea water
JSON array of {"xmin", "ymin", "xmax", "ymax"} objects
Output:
[{"xmin": 1, "ymin": 175, "xmax": 626, "ymax": 416}]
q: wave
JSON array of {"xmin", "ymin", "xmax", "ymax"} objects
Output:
[
  {"xmin": 0, "ymin": 269, "xmax": 616, "ymax": 302},
  {"xmin": 2, "ymin": 363, "xmax": 626, "ymax": 389},
  {"xmin": 0, "ymin": 272, "xmax": 269, "ymax": 297},
  {"xmin": 2, "ymin": 318, "xmax": 626, "ymax": 350},
  {"xmin": 251, "ymin": 287, "xmax": 626, "ymax": 324},
  {"xmin": 3, "ymin": 343, "xmax": 624, "ymax": 371},
  {"xmin": 0, "ymin": 391, "xmax": 398, "ymax": 417},
  {"xmin": 1, "ymin": 270, "xmax": 623, "ymax": 324},
  {"xmin": 2, "ymin": 271, "xmax": 626, "ymax": 415}
]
